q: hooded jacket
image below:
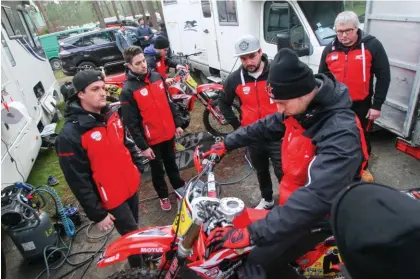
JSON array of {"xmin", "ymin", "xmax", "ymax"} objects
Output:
[
  {"xmin": 224, "ymin": 74, "xmax": 368, "ymax": 250},
  {"xmin": 120, "ymin": 70, "xmax": 182, "ymax": 150},
  {"xmin": 55, "ymin": 103, "xmax": 142, "ymax": 222},
  {"xmin": 331, "ymin": 182, "xmax": 420, "ymax": 279},
  {"xmin": 219, "ymin": 54, "xmax": 278, "ymax": 129},
  {"xmin": 318, "ymin": 29, "xmax": 391, "ymax": 110},
  {"xmin": 144, "ymin": 44, "xmax": 177, "ymax": 79}
]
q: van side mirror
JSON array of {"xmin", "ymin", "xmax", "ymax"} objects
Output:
[
  {"xmin": 276, "ymin": 33, "xmax": 291, "ymax": 52},
  {"xmin": 276, "ymin": 33, "xmax": 311, "ymax": 57}
]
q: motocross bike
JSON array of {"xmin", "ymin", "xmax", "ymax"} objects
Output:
[
  {"xmin": 97, "ymin": 141, "xmax": 349, "ymax": 279},
  {"xmin": 168, "ymin": 52, "xmax": 241, "ymax": 137}
]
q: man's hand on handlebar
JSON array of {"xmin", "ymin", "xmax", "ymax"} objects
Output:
[
  {"xmin": 204, "ymin": 142, "xmax": 227, "ymax": 159},
  {"xmin": 205, "ymin": 226, "xmax": 251, "ymax": 253},
  {"xmin": 165, "ymin": 78, "xmax": 176, "ymax": 86}
]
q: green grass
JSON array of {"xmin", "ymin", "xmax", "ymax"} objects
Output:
[{"xmin": 26, "ymin": 102, "xmax": 75, "ymax": 204}]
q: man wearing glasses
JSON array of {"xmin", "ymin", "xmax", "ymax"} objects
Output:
[
  {"xmin": 144, "ymin": 36, "xmax": 184, "ymax": 86},
  {"xmin": 318, "ymin": 11, "xmax": 390, "ymax": 182}
]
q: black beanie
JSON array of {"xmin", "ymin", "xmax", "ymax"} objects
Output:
[
  {"xmin": 331, "ymin": 182, "xmax": 420, "ymax": 279},
  {"xmin": 154, "ymin": 36, "xmax": 169, "ymax": 50},
  {"xmin": 72, "ymin": 70, "xmax": 104, "ymax": 93},
  {"xmin": 266, "ymin": 48, "xmax": 316, "ymax": 100}
]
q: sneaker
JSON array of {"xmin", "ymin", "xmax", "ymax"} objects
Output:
[
  {"xmin": 255, "ymin": 199, "xmax": 275, "ymax": 210},
  {"xmin": 175, "ymin": 142, "xmax": 185, "ymax": 152},
  {"xmin": 174, "ymin": 185, "xmax": 187, "ymax": 200},
  {"xmin": 160, "ymin": 198, "xmax": 172, "ymax": 211},
  {"xmin": 48, "ymin": 176, "xmax": 59, "ymax": 186},
  {"xmin": 362, "ymin": 169, "xmax": 374, "ymax": 182}
]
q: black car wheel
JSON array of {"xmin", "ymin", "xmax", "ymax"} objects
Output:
[
  {"xmin": 50, "ymin": 58, "xmax": 62, "ymax": 70},
  {"xmin": 78, "ymin": 61, "xmax": 97, "ymax": 70}
]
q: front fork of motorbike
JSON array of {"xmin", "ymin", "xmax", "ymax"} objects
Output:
[{"xmin": 164, "ymin": 219, "xmax": 203, "ymax": 279}]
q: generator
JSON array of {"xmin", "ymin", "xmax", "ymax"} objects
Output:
[{"xmin": 1, "ymin": 183, "xmax": 58, "ymax": 260}]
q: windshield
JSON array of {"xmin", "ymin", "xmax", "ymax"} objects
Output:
[{"xmin": 298, "ymin": 1, "xmax": 344, "ymax": 46}]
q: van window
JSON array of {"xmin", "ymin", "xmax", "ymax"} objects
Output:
[
  {"xmin": 163, "ymin": 0, "xmax": 177, "ymax": 5},
  {"xmin": 217, "ymin": 0, "xmax": 238, "ymax": 25},
  {"xmin": 201, "ymin": 0, "xmax": 211, "ymax": 18},
  {"xmin": 1, "ymin": 6, "xmax": 24, "ymax": 38},
  {"xmin": 264, "ymin": 2, "xmax": 310, "ymax": 51},
  {"xmin": 17, "ymin": 10, "xmax": 36, "ymax": 48},
  {"xmin": 1, "ymin": 33, "xmax": 16, "ymax": 67}
]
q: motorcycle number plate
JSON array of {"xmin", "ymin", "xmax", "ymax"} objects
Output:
[{"xmin": 186, "ymin": 75, "xmax": 198, "ymax": 88}]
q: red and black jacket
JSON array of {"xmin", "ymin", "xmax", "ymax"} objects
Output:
[
  {"xmin": 318, "ymin": 29, "xmax": 391, "ymax": 110},
  {"xmin": 219, "ymin": 55, "xmax": 278, "ymax": 129},
  {"xmin": 144, "ymin": 51, "xmax": 177, "ymax": 79},
  {"xmin": 56, "ymin": 103, "xmax": 143, "ymax": 223},
  {"xmin": 120, "ymin": 70, "xmax": 182, "ymax": 150},
  {"xmin": 224, "ymin": 74, "xmax": 368, "ymax": 252}
]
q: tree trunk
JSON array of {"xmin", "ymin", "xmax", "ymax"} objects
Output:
[
  {"xmin": 111, "ymin": 0, "xmax": 120, "ymax": 21},
  {"xmin": 157, "ymin": 0, "xmax": 165, "ymax": 23},
  {"xmin": 144, "ymin": 0, "xmax": 158, "ymax": 28},
  {"xmin": 128, "ymin": 1, "xmax": 136, "ymax": 18},
  {"xmin": 92, "ymin": 1, "xmax": 106, "ymax": 28},
  {"xmin": 103, "ymin": 1, "xmax": 112, "ymax": 18},
  {"xmin": 35, "ymin": 1, "xmax": 55, "ymax": 33},
  {"xmin": 138, "ymin": 1, "xmax": 145, "ymax": 18},
  {"xmin": 119, "ymin": 1, "xmax": 126, "ymax": 18}
]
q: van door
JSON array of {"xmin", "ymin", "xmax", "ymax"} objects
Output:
[
  {"xmin": 259, "ymin": 1, "xmax": 312, "ymax": 65},
  {"xmin": 199, "ymin": 0, "xmax": 221, "ymax": 69}
]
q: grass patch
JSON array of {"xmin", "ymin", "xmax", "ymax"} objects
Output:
[{"xmin": 26, "ymin": 102, "xmax": 75, "ymax": 205}]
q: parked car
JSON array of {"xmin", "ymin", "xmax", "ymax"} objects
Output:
[
  {"xmin": 39, "ymin": 27, "xmax": 96, "ymax": 70},
  {"xmin": 59, "ymin": 27, "xmax": 139, "ymax": 76},
  {"xmin": 104, "ymin": 19, "xmax": 138, "ymax": 28}
]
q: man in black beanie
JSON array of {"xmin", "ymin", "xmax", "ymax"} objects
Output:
[
  {"xmin": 143, "ymin": 35, "xmax": 184, "ymax": 84},
  {"xmin": 205, "ymin": 48, "xmax": 369, "ymax": 278}
]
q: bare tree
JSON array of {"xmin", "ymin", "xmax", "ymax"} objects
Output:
[
  {"xmin": 111, "ymin": 0, "xmax": 120, "ymax": 21},
  {"xmin": 128, "ymin": 1, "xmax": 136, "ymax": 18},
  {"xmin": 138, "ymin": 1, "xmax": 145, "ymax": 18},
  {"xmin": 156, "ymin": 0, "xmax": 165, "ymax": 23},
  {"xmin": 144, "ymin": 0, "xmax": 158, "ymax": 27},
  {"xmin": 92, "ymin": 1, "xmax": 106, "ymax": 28},
  {"xmin": 102, "ymin": 1, "xmax": 112, "ymax": 18},
  {"xmin": 119, "ymin": 1, "xmax": 126, "ymax": 17},
  {"xmin": 35, "ymin": 1, "xmax": 55, "ymax": 32}
]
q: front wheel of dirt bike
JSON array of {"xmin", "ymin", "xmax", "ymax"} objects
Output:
[
  {"xmin": 203, "ymin": 102, "xmax": 241, "ymax": 137},
  {"xmin": 107, "ymin": 268, "xmax": 160, "ymax": 279}
]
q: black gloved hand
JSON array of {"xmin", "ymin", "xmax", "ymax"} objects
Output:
[{"xmin": 241, "ymin": 264, "xmax": 267, "ymax": 279}]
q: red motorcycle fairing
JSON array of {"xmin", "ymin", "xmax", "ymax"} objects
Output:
[
  {"xmin": 97, "ymin": 225, "xmax": 175, "ymax": 268},
  {"xmin": 104, "ymin": 73, "xmax": 126, "ymax": 87},
  {"xmin": 196, "ymin": 84, "xmax": 223, "ymax": 94},
  {"xmin": 232, "ymin": 208, "xmax": 269, "ymax": 229}
]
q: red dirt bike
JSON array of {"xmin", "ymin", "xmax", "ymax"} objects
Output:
[
  {"xmin": 102, "ymin": 53, "xmax": 241, "ymax": 136},
  {"xmin": 97, "ymin": 140, "xmax": 346, "ymax": 279}
]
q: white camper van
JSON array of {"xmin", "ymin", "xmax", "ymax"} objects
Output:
[
  {"xmin": 162, "ymin": 0, "xmax": 420, "ymax": 157},
  {"xmin": 1, "ymin": 1, "xmax": 61, "ymax": 188}
]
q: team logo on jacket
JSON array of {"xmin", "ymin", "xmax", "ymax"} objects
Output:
[
  {"xmin": 91, "ymin": 131, "xmax": 102, "ymax": 141},
  {"xmin": 159, "ymin": 81, "xmax": 164, "ymax": 89},
  {"xmin": 157, "ymin": 62, "xmax": 161, "ymax": 67},
  {"xmin": 242, "ymin": 86, "xmax": 251, "ymax": 95},
  {"xmin": 266, "ymin": 83, "xmax": 275, "ymax": 99},
  {"xmin": 355, "ymin": 54, "xmax": 364, "ymax": 60},
  {"xmin": 140, "ymin": 88, "xmax": 148, "ymax": 96},
  {"xmin": 331, "ymin": 54, "xmax": 338, "ymax": 61}
]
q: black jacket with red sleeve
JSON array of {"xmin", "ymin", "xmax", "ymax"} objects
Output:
[
  {"xmin": 223, "ymin": 74, "xmax": 368, "ymax": 252},
  {"xmin": 55, "ymin": 103, "xmax": 143, "ymax": 223},
  {"xmin": 318, "ymin": 29, "xmax": 390, "ymax": 110},
  {"xmin": 119, "ymin": 70, "xmax": 182, "ymax": 150}
]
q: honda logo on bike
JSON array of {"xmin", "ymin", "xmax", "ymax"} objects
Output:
[{"xmin": 140, "ymin": 247, "xmax": 163, "ymax": 253}]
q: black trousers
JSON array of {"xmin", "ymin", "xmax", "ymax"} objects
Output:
[
  {"xmin": 246, "ymin": 230, "xmax": 330, "ymax": 279},
  {"xmin": 351, "ymin": 97, "xmax": 372, "ymax": 169},
  {"xmin": 149, "ymin": 138, "xmax": 185, "ymax": 199},
  {"xmin": 248, "ymin": 140, "xmax": 283, "ymax": 201},
  {"xmin": 109, "ymin": 191, "xmax": 141, "ymax": 267}
]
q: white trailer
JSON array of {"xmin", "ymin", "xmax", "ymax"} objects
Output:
[
  {"xmin": 162, "ymin": 0, "xmax": 420, "ymax": 157},
  {"xmin": 1, "ymin": 1, "xmax": 61, "ymax": 188}
]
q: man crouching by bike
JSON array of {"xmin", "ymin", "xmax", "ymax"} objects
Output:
[
  {"xmin": 206, "ymin": 48, "xmax": 369, "ymax": 279},
  {"xmin": 56, "ymin": 70, "xmax": 145, "ymax": 268}
]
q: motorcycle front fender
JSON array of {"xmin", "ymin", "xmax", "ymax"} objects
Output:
[{"xmin": 97, "ymin": 225, "xmax": 175, "ymax": 267}]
